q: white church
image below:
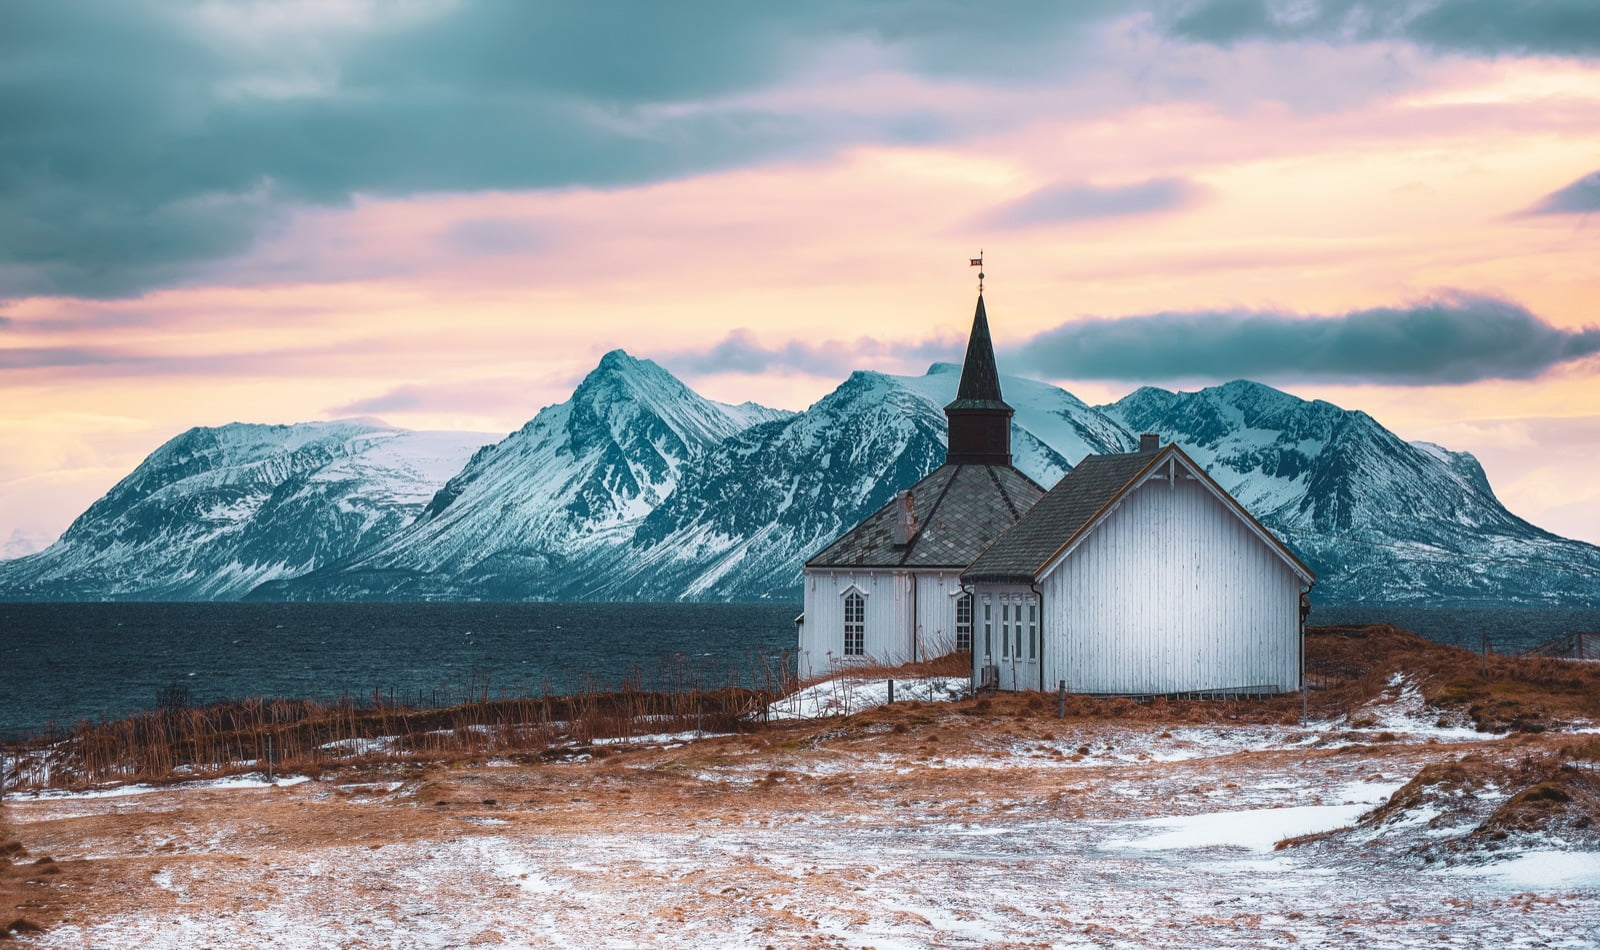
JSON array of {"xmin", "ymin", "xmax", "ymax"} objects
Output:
[
  {"xmin": 798, "ymin": 293, "xmax": 1045, "ymax": 678},
  {"xmin": 800, "ymin": 291, "xmax": 1315, "ymax": 696}
]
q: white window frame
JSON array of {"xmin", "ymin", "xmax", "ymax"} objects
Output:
[
  {"xmin": 955, "ymin": 594, "xmax": 973, "ymax": 653},
  {"xmin": 842, "ymin": 590, "xmax": 866, "ymax": 657},
  {"xmin": 1027, "ymin": 601, "xmax": 1038, "ymax": 662}
]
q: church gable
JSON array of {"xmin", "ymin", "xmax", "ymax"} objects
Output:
[{"xmin": 964, "ymin": 444, "xmax": 1314, "ymax": 586}]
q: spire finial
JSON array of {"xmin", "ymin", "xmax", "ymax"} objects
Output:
[{"xmin": 969, "ymin": 250, "xmax": 984, "ymax": 293}]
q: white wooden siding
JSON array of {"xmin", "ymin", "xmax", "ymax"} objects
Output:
[
  {"xmin": 800, "ymin": 569, "xmax": 970, "ymax": 677},
  {"xmin": 1037, "ymin": 474, "xmax": 1302, "ymax": 695}
]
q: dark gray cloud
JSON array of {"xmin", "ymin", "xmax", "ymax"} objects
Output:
[
  {"xmin": 0, "ymin": 1, "xmax": 1126, "ymax": 299},
  {"xmin": 1167, "ymin": 0, "xmax": 1600, "ymax": 57},
  {"xmin": 976, "ymin": 177, "xmax": 1208, "ymax": 228},
  {"xmin": 1525, "ymin": 170, "xmax": 1600, "ymax": 216},
  {"xmin": 1007, "ymin": 292, "xmax": 1600, "ymax": 384},
  {"xmin": 8, "ymin": 2, "xmax": 1593, "ymax": 301}
]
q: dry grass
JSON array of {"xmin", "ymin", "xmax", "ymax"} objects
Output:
[
  {"xmin": 1305, "ymin": 623, "xmax": 1600, "ymax": 730},
  {"xmin": 11, "ymin": 626, "xmax": 1600, "ymax": 794},
  {"xmin": 789, "ymin": 650, "xmax": 971, "ymax": 691},
  {"xmin": 3, "ymin": 684, "xmax": 774, "ymax": 793},
  {"xmin": 5, "ymin": 652, "xmax": 1599, "ymax": 945},
  {"xmin": 0, "ymin": 821, "xmax": 50, "ymax": 941},
  {"xmin": 1281, "ymin": 734, "xmax": 1600, "ymax": 858}
]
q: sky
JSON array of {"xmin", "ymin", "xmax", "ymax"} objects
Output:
[{"xmin": 2, "ymin": 0, "xmax": 1599, "ymax": 554}]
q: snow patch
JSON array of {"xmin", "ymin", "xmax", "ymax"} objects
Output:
[{"xmin": 766, "ymin": 675, "xmax": 968, "ymax": 720}]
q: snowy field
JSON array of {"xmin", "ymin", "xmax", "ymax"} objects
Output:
[{"xmin": 4, "ymin": 679, "xmax": 1598, "ymax": 948}]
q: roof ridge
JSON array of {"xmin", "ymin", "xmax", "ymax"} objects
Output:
[
  {"xmin": 986, "ymin": 464, "xmax": 1020, "ymax": 520},
  {"xmin": 1026, "ymin": 451, "xmax": 1164, "ymax": 576},
  {"xmin": 899, "ymin": 464, "xmax": 963, "ymax": 565}
]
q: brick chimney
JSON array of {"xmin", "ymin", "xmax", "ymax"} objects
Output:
[
  {"xmin": 891, "ymin": 490, "xmax": 917, "ymax": 546},
  {"xmin": 1139, "ymin": 433, "xmax": 1161, "ymax": 453}
]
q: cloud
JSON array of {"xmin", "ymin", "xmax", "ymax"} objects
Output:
[
  {"xmin": 1165, "ymin": 0, "xmax": 1600, "ymax": 57},
  {"xmin": 0, "ymin": 347, "xmax": 134, "ymax": 370},
  {"xmin": 975, "ymin": 177, "xmax": 1208, "ymax": 228},
  {"xmin": 326, "ymin": 379, "xmax": 548, "ymax": 418},
  {"xmin": 0, "ymin": 2, "xmax": 1132, "ymax": 300},
  {"xmin": 1006, "ymin": 292, "xmax": 1600, "ymax": 384},
  {"xmin": 439, "ymin": 217, "xmax": 550, "ymax": 256},
  {"xmin": 6, "ymin": 1, "xmax": 1592, "ymax": 301},
  {"xmin": 660, "ymin": 329, "xmax": 954, "ymax": 379},
  {"xmin": 1524, "ymin": 170, "xmax": 1600, "ymax": 215}
]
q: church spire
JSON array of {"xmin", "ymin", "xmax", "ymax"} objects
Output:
[{"xmin": 944, "ymin": 293, "xmax": 1014, "ymax": 466}]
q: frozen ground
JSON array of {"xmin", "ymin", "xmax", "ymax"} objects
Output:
[{"xmin": 4, "ymin": 683, "xmax": 1598, "ymax": 948}]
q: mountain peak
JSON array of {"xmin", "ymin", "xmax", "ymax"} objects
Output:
[
  {"xmin": 597, "ymin": 348, "xmax": 639, "ymax": 369},
  {"xmin": 1208, "ymin": 379, "xmax": 1287, "ymax": 400},
  {"xmin": 926, "ymin": 362, "xmax": 960, "ymax": 375}
]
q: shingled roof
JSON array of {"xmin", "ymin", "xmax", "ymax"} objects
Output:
[
  {"xmin": 944, "ymin": 295, "xmax": 1011, "ymax": 413},
  {"xmin": 806, "ymin": 463, "xmax": 1045, "ymax": 569},
  {"xmin": 963, "ymin": 444, "xmax": 1314, "ymax": 584}
]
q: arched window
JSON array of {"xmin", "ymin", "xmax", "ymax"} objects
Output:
[
  {"xmin": 843, "ymin": 591, "xmax": 865, "ymax": 656},
  {"xmin": 955, "ymin": 594, "xmax": 973, "ymax": 653}
]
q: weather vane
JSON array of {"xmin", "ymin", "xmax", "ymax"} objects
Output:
[{"xmin": 970, "ymin": 250, "xmax": 984, "ymax": 293}]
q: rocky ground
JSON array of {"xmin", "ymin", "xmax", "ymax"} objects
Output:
[{"xmin": 3, "ymin": 627, "xmax": 1599, "ymax": 948}]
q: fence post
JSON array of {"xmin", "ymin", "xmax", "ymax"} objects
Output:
[
  {"xmin": 1057, "ymin": 680, "xmax": 1066, "ymax": 718},
  {"xmin": 266, "ymin": 736, "xmax": 274, "ymax": 783}
]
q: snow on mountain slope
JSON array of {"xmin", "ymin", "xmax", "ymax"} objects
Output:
[
  {"xmin": 905, "ymin": 363, "xmax": 1136, "ymax": 478},
  {"xmin": 255, "ymin": 350, "xmax": 794, "ymax": 601},
  {"xmin": 587, "ymin": 365, "xmax": 1134, "ymax": 601},
  {"xmin": 0, "ymin": 422, "xmax": 491, "ymax": 600},
  {"xmin": 12, "ymin": 357, "xmax": 1598, "ymax": 607},
  {"xmin": 1103, "ymin": 380, "xmax": 1600, "ymax": 605}
]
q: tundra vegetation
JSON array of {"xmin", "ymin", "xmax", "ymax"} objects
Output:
[{"xmin": 2, "ymin": 625, "xmax": 1598, "ymax": 945}]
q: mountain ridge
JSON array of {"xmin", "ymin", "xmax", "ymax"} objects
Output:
[{"xmin": 4, "ymin": 357, "xmax": 1597, "ymax": 607}]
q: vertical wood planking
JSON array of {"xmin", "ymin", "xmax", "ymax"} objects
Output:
[
  {"xmin": 1043, "ymin": 476, "xmax": 1300, "ymax": 694},
  {"xmin": 800, "ymin": 568, "xmax": 969, "ymax": 675}
]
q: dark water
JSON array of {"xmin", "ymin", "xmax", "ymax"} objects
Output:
[
  {"xmin": 2, "ymin": 602, "xmax": 1595, "ymax": 738},
  {"xmin": 0, "ymin": 602, "xmax": 798, "ymax": 738},
  {"xmin": 1306, "ymin": 605, "xmax": 1600, "ymax": 655}
]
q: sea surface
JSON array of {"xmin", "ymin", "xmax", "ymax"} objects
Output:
[
  {"xmin": 1, "ymin": 602, "xmax": 1595, "ymax": 738},
  {"xmin": 0, "ymin": 602, "xmax": 798, "ymax": 738}
]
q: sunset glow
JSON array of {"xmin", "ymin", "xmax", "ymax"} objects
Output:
[{"xmin": 3, "ymin": 2, "xmax": 1598, "ymax": 552}]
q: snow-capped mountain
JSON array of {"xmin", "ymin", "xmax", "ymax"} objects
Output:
[
  {"xmin": 0, "ymin": 421, "xmax": 492, "ymax": 600},
  {"xmin": 250, "ymin": 350, "xmax": 794, "ymax": 600},
  {"xmin": 258, "ymin": 357, "xmax": 1130, "ymax": 602},
  {"xmin": 585, "ymin": 363, "xmax": 1134, "ymax": 601},
  {"xmin": 8, "ymin": 356, "xmax": 1598, "ymax": 606},
  {"xmin": 1103, "ymin": 380, "xmax": 1600, "ymax": 605}
]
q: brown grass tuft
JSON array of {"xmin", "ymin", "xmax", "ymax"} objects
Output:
[{"xmin": 3, "ymin": 917, "xmax": 46, "ymax": 937}]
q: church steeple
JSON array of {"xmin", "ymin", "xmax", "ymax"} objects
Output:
[{"xmin": 944, "ymin": 293, "xmax": 1014, "ymax": 466}]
